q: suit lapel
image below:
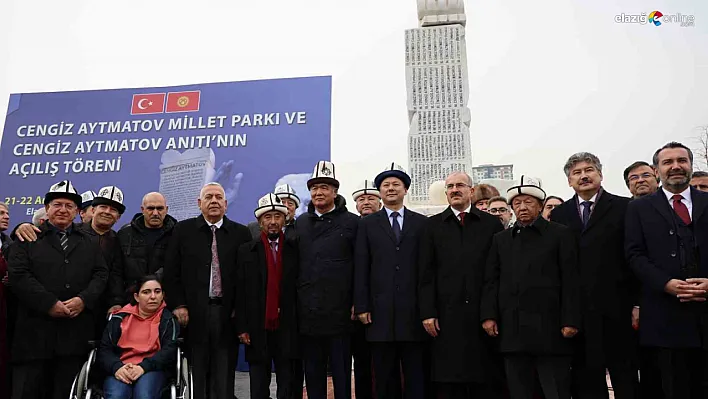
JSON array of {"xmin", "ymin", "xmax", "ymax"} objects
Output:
[
  {"xmin": 584, "ymin": 191, "xmax": 612, "ymax": 233},
  {"xmin": 255, "ymin": 241, "xmax": 267, "ymax": 292},
  {"xmin": 399, "ymin": 208, "xmax": 418, "ymax": 243},
  {"xmin": 563, "ymin": 196, "xmax": 584, "ymax": 233},
  {"xmin": 376, "ymin": 210, "xmax": 397, "ymax": 244},
  {"xmin": 649, "ymin": 190, "xmax": 676, "ymax": 227},
  {"xmin": 692, "ymin": 187, "xmax": 708, "ymax": 223}
]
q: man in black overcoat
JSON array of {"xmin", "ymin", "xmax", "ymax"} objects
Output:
[
  {"xmin": 550, "ymin": 152, "xmax": 638, "ymax": 399},
  {"xmin": 9, "ymin": 180, "xmax": 108, "ymax": 399},
  {"xmin": 237, "ymin": 193, "xmax": 300, "ymax": 399},
  {"xmin": 164, "ymin": 182, "xmax": 252, "ymax": 399},
  {"xmin": 482, "ymin": 176, "xmax": 581, "ymax": 399},
  {"xmin": 626, "ymin": 142, "xmax": 708, "ymax": 398},
  {"xmin": 355, "ymin": 164, "xmax": 429, "ymax": 399},
  {"xmin": 418, "ymin": 171, "xmax": 503, "ymax": 398}
]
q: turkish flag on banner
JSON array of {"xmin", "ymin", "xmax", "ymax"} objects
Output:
[
  {"xmin": 130, "ymin": 93, "xmax": 166, "ymax": 115},
  {"xmin": 166, "ymin": 91, "xmax": 201, "ymax": 113}
]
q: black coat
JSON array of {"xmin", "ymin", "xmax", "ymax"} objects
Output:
[
  {"xmin": 625, "ymin": 188, "xmax": 708, "ymax": 348},
  {"xmin": 418, "ymin": 207, "xmax": 503, "ymax": 383},
  {"xmin": 296, "ymin": 195, "xmax": 359, "ymax": 336},
  {"xmin": 8, "ymin": 223, "xmax": 109, "ymax": 361},
  {"xmin": 163, "ymin": 215, "xmax": 251, "ymax": 344},
  {"xmin": 236, "ymin": 237, "xmax": 299, "ymax": 363},
  {"xmin": 110, "ymin": 213, "xmax": 177, "ymax": 305},
  {"xmin": 481, "ymin": 217, "xmax": 581, "ymax": 355},
  {"xmin": 550, "ymin": 190, "xmax": 637, "ymax": 366},
  {"xmin": 354, "ymin": 208, "xmax": 428, "ymax": 342}
]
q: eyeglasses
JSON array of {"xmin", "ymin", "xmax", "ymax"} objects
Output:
[
  {"xmin": 488, "ymin": 207, "xmax": 508, "ymax": 214},
  {"xmin": 445, "ymin": 183, "xmax": 470, "ymax": 190},
  {"xmin": 628, "ymin": 172, "xmax": 655, "ymax": 182},
  {"xmin": 49, "ymin": 202, "xmax": 77, "ymax": 211}
]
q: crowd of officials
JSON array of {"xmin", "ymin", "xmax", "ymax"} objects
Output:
[{"xmin": 0, "ymin": 140, "xmax": 708, "ymax": 399}]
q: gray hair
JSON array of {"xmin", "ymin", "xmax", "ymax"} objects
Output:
[
  {"xmin": 563, "ymin": 152, "xmax": 603, "ymax": 177},
  {"xmin": 0, "ymin": 202, "xmax": 8, "ymax": 212},
  {"xmin": 199, "ymin": 182, "xmax": 225, "ymax": 199},
  {"xmin": 32, "ymin": 207, "xmax": 46, "ymax": 226}
]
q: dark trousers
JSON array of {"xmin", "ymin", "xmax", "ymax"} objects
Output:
[
  {"xmin": 291, "ymin": 360, "xmax": 304, "ymax": 399},
  {"xmin": 436, "ymin": 382, "xmax": 501, "ymax": 399},
  {"xmin": 352, "ymin": 326, "xmax": 373, "ymax": 399},
  {"xmin": 302, "ymin": 334, "xmax": 352, "ymax": 399},
  {"xmin": 504, "ymin": 355, "xmax": 571, "ymax": 399},
  {"xmin": 371, "ymin": 342, "xmax": 425, "ymax": 399},
  {"xmin": 648, "ymin": 347, "xmax": 708, "ymax": 399},
  {"xmin": 11, "ymin": 356, "xmax": 84, "ymax": 399},
  {"xmin": 191, "ymin": 304, "xmax": 236, "ymax": 399},
  {"xmin": 638, "ymin": 346, "xmax": 664, "ymax": 399},
  {"xmin": 249, "ymin": 330, "xmax": 295, "ymax": 399},
  {"xmin": 570, "ymin": 325, "xmax": 638, "ymax": 399}
]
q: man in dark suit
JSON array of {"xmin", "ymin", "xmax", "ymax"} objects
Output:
[
  {"xmin": 355, "ymin": 164, "xmax": 429, "ymax": 399},
  {"xmin": 626, "ymin": 142, "xmax": 708, "ymax": 398},
  {"xmin": 237, "ymin": 193, "xmax": 300, "ymax": 399},
  {"xmin": 482, "ymin": 176, "xmax": 581, "ymax": 399},
  {"xmin": 550, "ymin": 152, "xmax": 638, "ymax": 399},
  {"xmin": 164, "ymin": 182, "xmax": 252, "ymax": 399},
  {"xmin": 8, "ymin": 180, "xmax": 108, "ymax": 399},
  {"xmin": 419, "ymin": 171, "xmax": 504, "ymax": 398}
]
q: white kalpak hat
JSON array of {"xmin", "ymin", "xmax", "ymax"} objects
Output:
[
  {"xmin": 506, "ymin": 176, "xmax": 547, "ymax": 203},
  {"xmin": 307, "ymin": 161, "xmax": 339, "ymax": 189},
  {"xmin": 274, "ymin": 184, "xmax": 301, "ymax": 207},
  {"xmin": 254, "ymin": 193, "xmax": 288, "ymax": 219},
  {"xmin": 352, "ymin": 180, "xmax": 381, "ymax": 201},
  {"xmin": 93, "ymin": 186, "xmax": 126, "ymax": 214},
  {"xmin": 80, "ymin": 190, "xmax": 97, "ymax": 210},
  {"xmin": 44, "ymin": 180, "xmax": 82, "ymax": 207}
]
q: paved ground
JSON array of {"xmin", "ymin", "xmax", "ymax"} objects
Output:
[{"xmin": 233, "ymin": 372, "xmax": 617, "ymax": 398}]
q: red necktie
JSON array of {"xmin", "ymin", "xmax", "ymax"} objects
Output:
[
  {"xmin": 459, "ymin": 211, "xmax": 466, "ymax": 226},
  {"xmin": 672, "ymin": 194, "xmax": 691, "ymax": 225}
]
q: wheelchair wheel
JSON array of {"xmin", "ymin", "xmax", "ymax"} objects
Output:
[
  {"xmin": 181, "ymin": 357, "xmax": 192, "ymax": 399},
  {"xmin": 70, "ymin": 360, "xmax": 89, "ymax": 399}
]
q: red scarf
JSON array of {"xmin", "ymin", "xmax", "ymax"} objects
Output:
[{"xmin": 261, "ymin": 231, "xmax": 284, "ymax": 331}]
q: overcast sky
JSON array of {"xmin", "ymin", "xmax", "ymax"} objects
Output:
[{"xmin": 0, "ymin": 0, "xmax": 706, "ymax": 203}]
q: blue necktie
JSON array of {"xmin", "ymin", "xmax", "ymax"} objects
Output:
[
  {"xmin": 581, "ymin": 201, "xmax": 593, "ymax": 228},
  {"xmin": 391, "ymin": 211, "xmax": 401, "ymax": 243}
]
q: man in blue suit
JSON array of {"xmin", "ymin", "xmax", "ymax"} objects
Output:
[
  {"xmin": 626, "ymin": 141, "xmax": 708, "ymax": 399},
  {"xmin": 355, "ymin": 164, "xmax": 429, "ymax": 399}
]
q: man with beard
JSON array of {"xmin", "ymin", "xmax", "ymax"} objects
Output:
[
  {"xmin": 108, "ymin": 192, "xmax": 177, "ymax": 310},
  {"xmin": 419, "ymin": 171, "xmax": 503, "ymax": 398},
  {"xmin": 248, "ymin": 184, "xmax": 300, "ymax": 241},
  {"xmin": 353, "ymin": 180, "xmax": 382, "ymax": 217},
  {"xmin": 237, "ymin": 193, "xmax": 300, "ymax": 399},
  {"xmin": 690, "ymin": 171, "xmax": 708, "ymax": 193},
  {"xmin": 355, "ymin": 164, "xmax": 429, "ymax": 399},
  {"xmin": 8, "ymin": 180, "xmax": 108, "ymax": 399},
  {"xmin": 541, "ymin": 196, "xmax": 564, "ymax": 221},
  {"xmin": 626, "ymin": 142, "xmax": 708, "ymax": 398},
  {"xmin": 79, "ymin": 190, "xmax": 96, "ymax": 223},
  {"xmin": 624, "ymin": 161, "xmax": 660, "ymax": 199},
  {"xmin": 296, "ymin": 161, "xmax": 359, "ymax": 399},
  {"xmin": 550, "ymin": 152, "xmax": 638, "ymax": 399},
  {"xmin": 164, "ymin": 182, "xmax": 252, "ymax": 399}
]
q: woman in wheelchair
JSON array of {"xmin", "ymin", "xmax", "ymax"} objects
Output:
[{"xmin": 97, "ymin": 275, "xmax": 179, "ymax": 399}]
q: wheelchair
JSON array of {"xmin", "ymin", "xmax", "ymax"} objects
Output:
[{"xmin": 69, "ymin": 338, "xmax": 193, "ymax": 399}]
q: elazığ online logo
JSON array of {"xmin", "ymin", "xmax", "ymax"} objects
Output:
[{"xmin": 615, "ymin": 11, "xmax": 695, "ymax": 27}]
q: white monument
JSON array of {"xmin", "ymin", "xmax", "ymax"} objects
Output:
[{"xmin": 406, "ymin": 0, "xmax": 473, "ymax": 205}]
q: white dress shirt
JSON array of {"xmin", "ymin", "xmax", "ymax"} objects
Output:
[
  {"xmin": 206, "ymin": 218, "xmax": 224, "ymax": 298},
  {"xmin": 662, "ymin": 186, "xmax": 693, "ymax": 220},
  {"xmin": 384, "ymin": 206, "xmax": 405, "ymax": 230},
  {"xmin": 576, "ymin": 191, "xmax": 600, "ymax": 219},
  {"xmin": 451, "ymin": 205, "xmax": 472, "ymax": 222}
]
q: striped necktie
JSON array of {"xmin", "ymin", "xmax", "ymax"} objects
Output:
[{"xmin": 58, "ymin": 231, "xmax": 68, "ymax": 251}]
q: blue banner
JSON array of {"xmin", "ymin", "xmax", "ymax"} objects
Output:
[{"xmin": 0, "ymin": 76, "xmax": 331, "ymax": 225}]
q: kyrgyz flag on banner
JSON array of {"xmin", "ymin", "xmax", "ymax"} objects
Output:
[{"xmin": 166, "ymin": 91, "xmax": 201, "ymax": 113}]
